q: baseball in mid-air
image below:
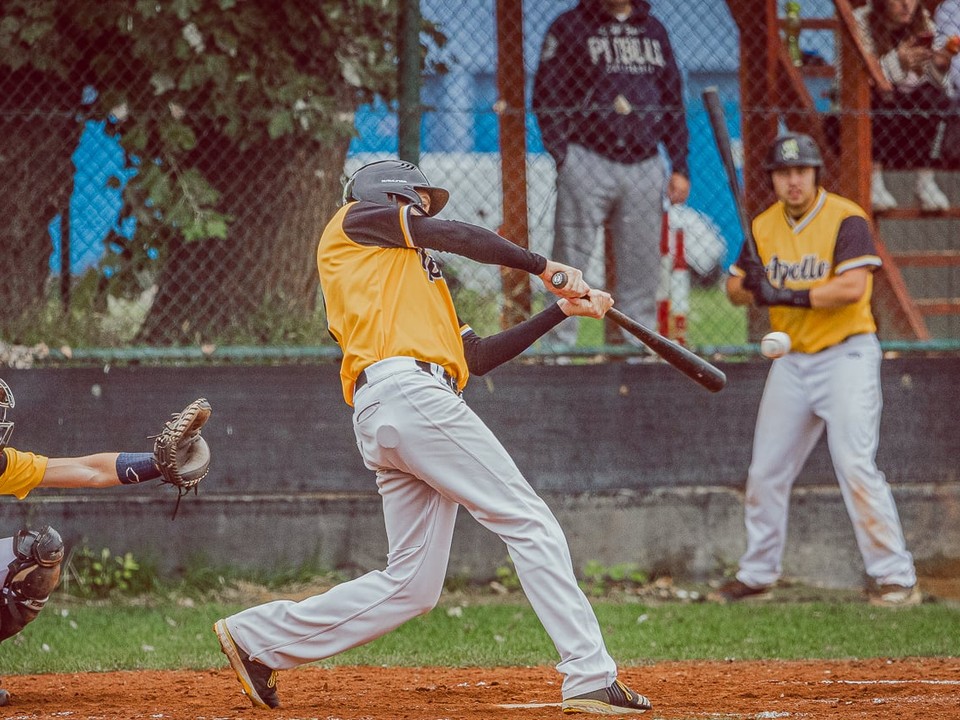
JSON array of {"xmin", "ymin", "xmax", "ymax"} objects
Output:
[{"xmin": 760, "ymin": 331, "xmax": 791, "ymax": 359}]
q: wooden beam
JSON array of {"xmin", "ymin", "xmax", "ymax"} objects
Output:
[
  {"xmin": 495, "ymin": 0, "xmax": 530, "ymax": 328},
  {"xmin": 730, "ymin": 0, "xmax": 781, "ymax": 217},
  {"xmin": 914, "ymin": 299, "xmax": 960, "ymax": 315},
  {"xmin": 889, "ymin": 251, "xmax": 960, "ymax": 267}
]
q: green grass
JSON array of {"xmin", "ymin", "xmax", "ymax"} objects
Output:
[{"xmin": 4, "ymin": 593, "xmax": 956, "ymax": 675}]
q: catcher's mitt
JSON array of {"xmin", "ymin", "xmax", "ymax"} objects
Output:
[{"xmin": 154, "ymin": 398, "xmax": 212, "ymax": 491}]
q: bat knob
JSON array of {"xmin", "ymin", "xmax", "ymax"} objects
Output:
[{"xmin": 551, "ymin": 271, "xmax": 567, "ymax": 288}]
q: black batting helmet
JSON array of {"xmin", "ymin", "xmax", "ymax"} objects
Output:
[
  {"xmin": 342, "ymin": 159, "xmax": 449, "ymax": 216},
  {"xmin": 764, "ymin": 133, "xmax": 823, "ymax": 171}
]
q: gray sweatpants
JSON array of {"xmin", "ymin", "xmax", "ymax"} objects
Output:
[{"xmin": 547, "ymin": 144, "xmax": 666, "ymax": 348}]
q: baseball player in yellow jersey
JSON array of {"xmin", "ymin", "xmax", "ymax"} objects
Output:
[
  {"xmin": 0, "ymin": 380, "xmax": 211, "ymax": 706},
  {"xmin": 713, "ymin": 133, "xmax": 919, "ymax": 608},
  {"xmin": 214, "ymin": 159, "xmax": 653, "ymax": 715}
]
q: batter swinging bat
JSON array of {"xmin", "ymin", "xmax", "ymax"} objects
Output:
[
  {"xmin": 701, "ymin": 86, "xmax": 764, "ymax": 271},
  {"xmin": 549, "ymin": 272, "xmax": 727, "ymax": 393}
]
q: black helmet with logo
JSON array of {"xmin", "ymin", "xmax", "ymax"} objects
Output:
[
  {"xmin": 342, "ymin": 159, "xmax": 449, "ymax": 216},
  {"xmin": 764, "ymin": 133, "xmax": 823, "ymax": 171}
]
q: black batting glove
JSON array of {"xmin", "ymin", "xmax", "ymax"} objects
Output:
[
  {"xmin": 742, "ymin": 267, "xmax": 765, "ymax": 293},
  {"xmin": 751, "ymin": 279, "xmax": 811, "ymax": 308}
]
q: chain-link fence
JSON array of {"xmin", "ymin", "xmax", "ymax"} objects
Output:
[{"xmin": 2, "ymin": 0, "xmax": 959, "ymax": 367}]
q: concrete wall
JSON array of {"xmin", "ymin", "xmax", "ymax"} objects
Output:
[{"xmin": 1, "ymin": 358, "xmax": 958, "ymax": 588}]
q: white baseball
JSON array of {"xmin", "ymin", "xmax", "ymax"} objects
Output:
[{"xmin": 760, "ymin": 331, "xmax": 791, "ymax": 359}]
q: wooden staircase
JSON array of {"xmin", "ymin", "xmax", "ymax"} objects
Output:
[{"xmin": 725, "ymin": 0, "xmax": 960, "ymax": 341}]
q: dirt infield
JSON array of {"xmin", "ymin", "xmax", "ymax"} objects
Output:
[{"xmin": 3, "ymin": 657, "xmax": 959, "ymax": 720}]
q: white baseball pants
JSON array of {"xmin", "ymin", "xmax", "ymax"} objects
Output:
[
  {"xmin": 736, "ymin": 334, "xmax": 916, "ymax": 589},
  {"xmin": 225, "ymin": 357, "xmax": 618, "ymax": 698}
]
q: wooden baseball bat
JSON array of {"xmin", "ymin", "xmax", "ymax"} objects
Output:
[
  {"xmin": 549, "ymin": 272, "xmax": 727, "ymax": 393},
  {"xmin": 701, "ymin": 86, "xmax": 764, "ymax": 270}
]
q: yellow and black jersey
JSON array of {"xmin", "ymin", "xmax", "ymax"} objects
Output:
[
  {"xmin": 318, "ymin": 201, "xmax": 548, "ymax": 405},
  {"xmin": 0, "ymin": 447, "xmax": 47, "ymax": 499},
  {"xmin": 731, "ymin": 189, "xmax": 880, "ymax": 354}
]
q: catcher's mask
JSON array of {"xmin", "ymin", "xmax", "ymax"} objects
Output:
[
  {"xmin": 0, "ymin": 378, "xmax": 13, "ymax": 451},
  {"xmin": 765, "ymin": 132, "xmax": 823, "ymax": 186},
  {"xmin": 341, "ymin": 159, "xmax": 449, "ymax": 216}
]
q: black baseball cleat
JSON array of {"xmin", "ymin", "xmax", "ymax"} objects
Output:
[
  {"xmin": 214, "ymin": 619, "xmax": 280, "ymax": 709},
  {"xmin": 0, "ymin": 685, "xmax": 9, "ymax": 706},
  {"xmin": 562, "ymin": 679, "xmax": 652, "ymax": 714}
]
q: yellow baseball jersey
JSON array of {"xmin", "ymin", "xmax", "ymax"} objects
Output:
[
  {"xmin": 1, "ymin": 447, "xmax": 48, "ymax": 499},
  {"xmin": 731, "ymin": 189, "xmax": 881, "ymax": 354},
  {"xmin": 318, "ymin": 201, "xmax": 469, "ymax": 406}
]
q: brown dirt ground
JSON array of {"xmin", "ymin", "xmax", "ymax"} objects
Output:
[{"xmin": 2, "ymin": 657, "xmax": 959, "ymax": 720}]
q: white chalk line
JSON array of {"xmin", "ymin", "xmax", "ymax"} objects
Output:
[{"xmin": 818, "ymin": 679, "xmax": 960, "ymax": 686}]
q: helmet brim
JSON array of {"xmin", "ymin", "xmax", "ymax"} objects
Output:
[{"xmin": 421, "ymin": 187, "xmax": 449, "ymax": 216}]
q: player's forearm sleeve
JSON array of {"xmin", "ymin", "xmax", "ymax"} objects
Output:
[
  {"xmin": 462, "ymin": 304, "xmax": 567, "ymax": 375},
  {"xmin": 410, "ymin": 216, "xmax": 547, "ymax": 274}
]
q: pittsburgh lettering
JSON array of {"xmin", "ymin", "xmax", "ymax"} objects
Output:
[{"xmin": 588, "ymin": 36, "xmax": 665, "ymax": 72}]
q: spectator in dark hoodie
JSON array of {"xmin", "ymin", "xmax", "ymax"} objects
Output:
[{"xmin": 534, "ymin": 0, "xmax": 690, "ymax": 352}]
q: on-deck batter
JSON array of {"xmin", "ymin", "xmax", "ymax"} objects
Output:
[
  {"xmin": 714, "ymin": 133, "xmax": 919, "ymax": 607},
  {"xmin": 214, "ymin": 160, "xmax": 654, "ymax": 715}
]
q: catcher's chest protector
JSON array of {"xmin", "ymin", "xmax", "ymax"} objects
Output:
[{"xmin": 0, "ymin": 525, "xmax": 64, "ymax": 642}]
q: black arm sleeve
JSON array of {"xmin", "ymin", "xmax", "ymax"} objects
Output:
[
  {"xmin": 462, "ymin": 304, "xmax": 567, "ymax": 376},
  {"xmin": 409, "ymin": 215, "xmax": 548, "ymax": 274},
  {"xmin": 658, "ymin": 28, "xmax": 689, "ymax": 177}
]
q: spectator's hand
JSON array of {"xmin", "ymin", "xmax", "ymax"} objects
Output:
[
  {"xmin": 898, "ymin": 38, "xmax": 933, "ymax": 73},
  {"xmin": 666, "ymin": 173, "xmax": 690, "ymax": 205},
  {"xmin": 559, "ymin": 290, "xmax": 613, "ymax": 318},
  {"xmin": 932, "ymin": 48, "xmax": 954, "ymax": 72}
]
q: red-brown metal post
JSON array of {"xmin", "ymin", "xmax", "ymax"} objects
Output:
[{"xmin": 495, "ymin": 0, "xmax": 531, "ymax": 328}]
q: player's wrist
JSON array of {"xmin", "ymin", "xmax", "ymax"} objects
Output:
[{"xmin": 783, "ymin": 289, "xmax": 811, "ymax": 308}]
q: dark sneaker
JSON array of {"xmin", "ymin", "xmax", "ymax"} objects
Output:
[
  {"xmin": 214, "ymin": 619, "xmax": 280, "ymax": 709},
  {"xmin": 708, "ymin": 579, "xmax": 771, "ymax": 603},
  {"xmin": 0, "ymin": 686, "xmax": 9, "ymax": 706},
  {"xmin": 562, "ymin": 679, "xmax": 652, "ymax": 714},
  {"xmin": 868, "ymin": 583, "xmax": 921, "ymax": 608}
]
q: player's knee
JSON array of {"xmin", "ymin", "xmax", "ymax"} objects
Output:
[
  {"xmin": 0, "ymin": 525, "xmax": 64, "ymax": 642},
  {"xmin": 398, "ymin": 569, "xmax": 445, "ymax": 616}
]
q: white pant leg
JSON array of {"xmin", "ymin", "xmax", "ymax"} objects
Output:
[
  {"xmin": 814, "ymin": 335, "xmax": 916, "ymax": 587},
  {"xmin": 737, "ymin": 357, "xmax": 824, "ymax": 588},
  {"xmin": 226, "ymin": 378, "xmax": 458, "ymax": 668},
  {"xmin": 378, "ymin": 370, "xmax": 616, "ymax": 697},
  {"xmin": 0, "ymin": 536, "xmax": 14, "ymax": 587}
]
